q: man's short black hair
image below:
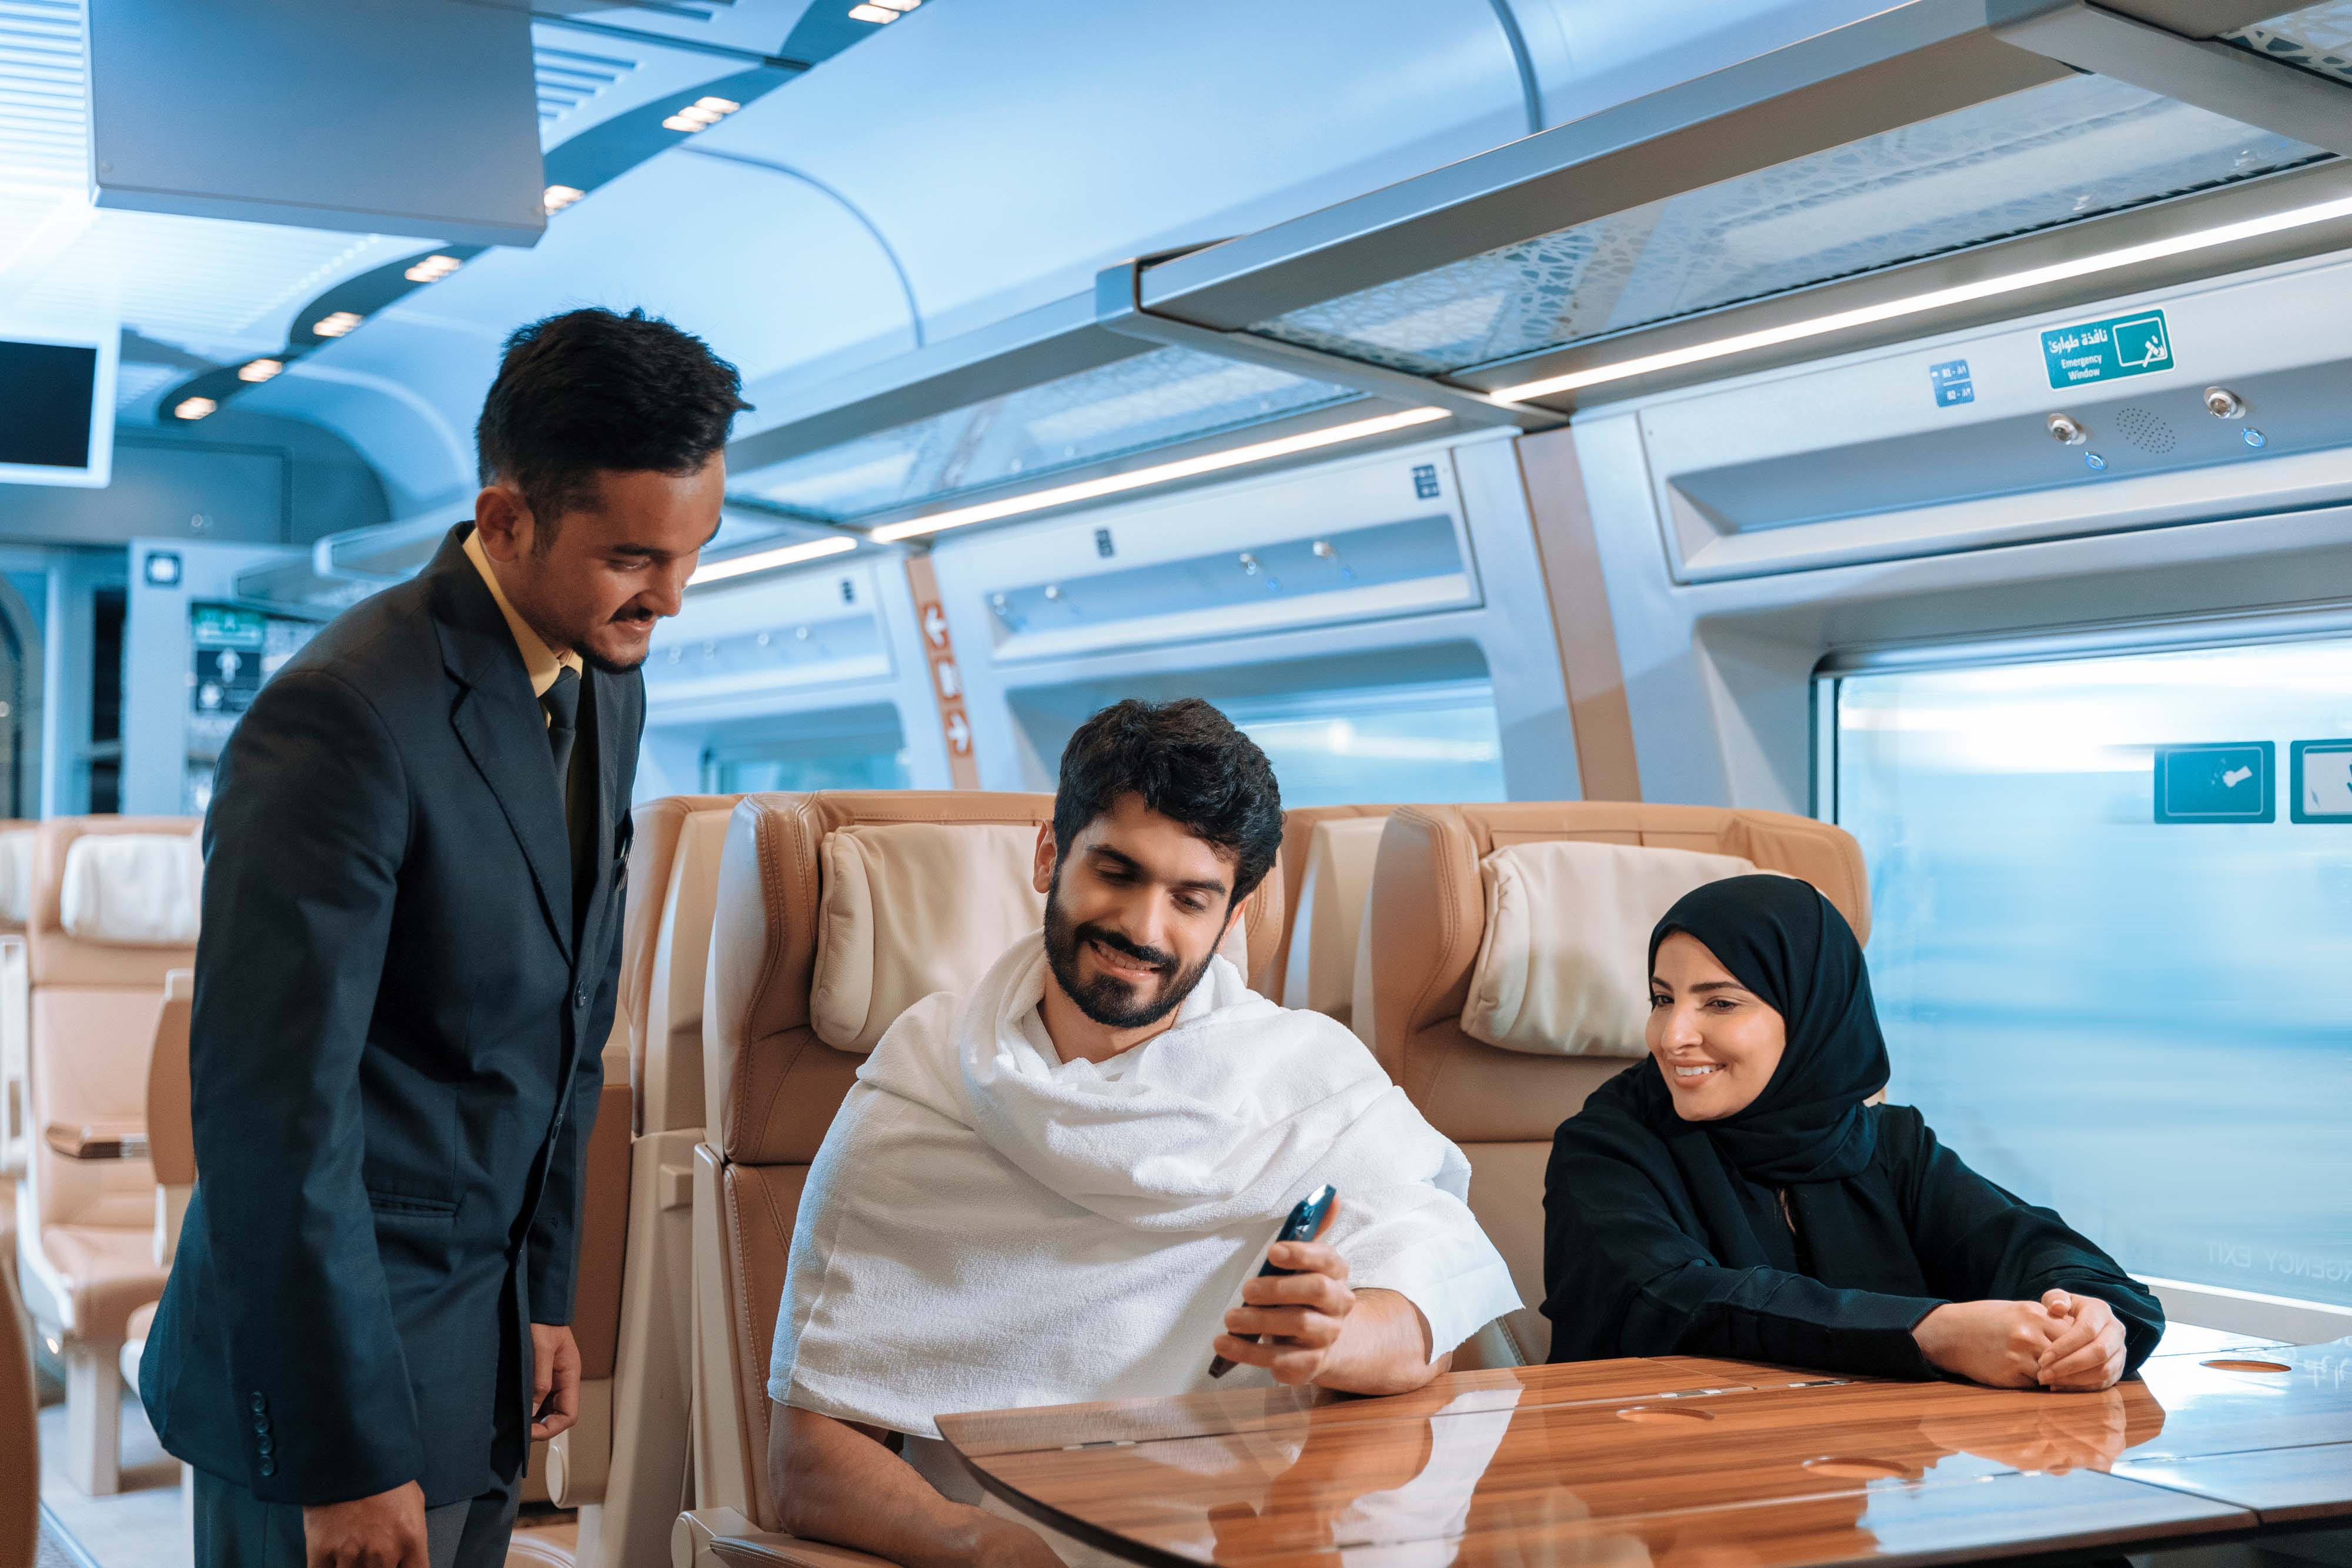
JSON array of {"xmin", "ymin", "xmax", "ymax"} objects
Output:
[
  {"xmin": 1053, "ymin": 698, "xmax": 1283, "ymax": 908},
  {"xmin": 475, "ymin": 307, "xmax": 750, "ymax": 534}
]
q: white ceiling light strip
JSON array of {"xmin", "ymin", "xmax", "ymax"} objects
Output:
[
  {"xmin": 866, "ymin": 406, "xmax": 1449, "ymax": 543},
  {"xmin": 689, "ymin": 532, "xmax": 857, "ymax": 586},
  {"xmin": 1492, "ymin": 191, "xmax": 2352, "ymax": 403}
]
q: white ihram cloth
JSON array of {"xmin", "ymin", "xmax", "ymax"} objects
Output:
[{"xmin": 770, "ymin": 931, "xmax": 1520, "ymax": 1440}]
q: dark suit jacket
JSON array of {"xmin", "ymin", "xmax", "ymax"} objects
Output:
[{"xmin": 140, "ymin": 524, "xmax": 641, "ymax": 1507}]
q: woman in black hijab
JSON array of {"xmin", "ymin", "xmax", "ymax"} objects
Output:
[{"xmin": 1543, "ymin": 874, "xmax": 2161, "ymax": 1388}]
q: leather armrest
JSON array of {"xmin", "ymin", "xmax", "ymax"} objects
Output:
[
  {"xmin": 45, "ymin": 1120, "xmax": 148, "ymax": 1161},
  {"xmin": 676, "ymin": 1508, "xmax": 903, "ymax": 1568}
]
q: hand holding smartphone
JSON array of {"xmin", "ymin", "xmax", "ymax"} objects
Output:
[{"xmin": 1208, "ymin": 1183, "xmax": 1337, "ymax": 1378}]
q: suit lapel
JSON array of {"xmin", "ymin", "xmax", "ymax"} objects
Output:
[{"xmin": 427, "ymin": 527, "xmax": 575, "ymax": 962}]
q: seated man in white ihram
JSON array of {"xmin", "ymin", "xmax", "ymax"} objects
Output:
[{"xmin": 768, "ymin": 698, "xmax": 1519, "ymax": 1568}]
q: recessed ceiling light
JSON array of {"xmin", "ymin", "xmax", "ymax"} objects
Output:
[
  {"xmin": 175, "ymin": 396, "xmax": 217, "ymax": 420},
  {"xmin": 848, "ymin": 3, "xmax": 898, "ymax": 21},
  {"xmin": 544, "ymin": 183, "xmax": 585, "ymax": 213},
  {"xmin": 875, "ymin": 0, "xmax": 921, "ymax": 10},
  {"xmin": 694, "ymin": 96, "xmax": 740, "ymax": 113},
  {"xmin": 662, "ymin": 115, "xmax": 704, "ymax": 132},
  {"xmin": 403, "ymin": 253, "xmax": 461, "ymax": 283},
  {"xmin": 313, "ymin": 311, "xmax": 362, "ymax": 338},
  {"xmin": 866, "ymin": 407, "xmax": 1450, "ymax": 543},
  {"xmin": 236, "ymin": 359, "xmax": 282, "ymax": 383},
  {"xmin": 688, "ymin": 533, "xmax": 858, "ymax": 587}
]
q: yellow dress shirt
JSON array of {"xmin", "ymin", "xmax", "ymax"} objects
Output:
[{"xmin": 463, "ymin": 527, "xmax": 583, "ymax": 722}]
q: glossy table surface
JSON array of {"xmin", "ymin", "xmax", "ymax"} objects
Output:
[{"xmin": 937, "ymin": 1328, "xmax": 2352, "ymax": 1567}]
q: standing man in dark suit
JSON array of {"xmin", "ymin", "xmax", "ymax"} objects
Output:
[{"xmin": 141, "ymin": 308, "xmax": 749, "ymax": 1568}]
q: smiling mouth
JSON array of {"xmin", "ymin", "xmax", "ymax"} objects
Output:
[
  {"xmin": 1087, "ymin": 937, "xmax": 1165, "ymax": 981},
  {"xmin": 1670, "ymin": 1064, "xmax": 1724, "ymax": 1082}
]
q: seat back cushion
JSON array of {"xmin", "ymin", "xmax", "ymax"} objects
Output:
[
  {"xmin": 1462, "ymin": 839, "xmax": 1758, "ymax": 1058},
  {"xmin": 60, "ymin": 833, "xmax": 203, "ymax": 947}
]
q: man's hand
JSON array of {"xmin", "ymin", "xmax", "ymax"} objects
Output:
[
  {"xmin": 531, "ymin": 1323, "xmax": 581, "ymax": 1440},
  {"xmin": 2037, "ymin": 1290, "xmax": 2129, "ymax": 1392},
  {"xmin": 303, "ymin": 1480, "xmax": 427, "ymax": 1568},
  {"xmin": 1214, "ymin": 1235, "xmax": 1358, "ymax": 1388},
  {"xmin": 1913, "ymin": 1299, "xmax": 2060, "ymax": 1389}
]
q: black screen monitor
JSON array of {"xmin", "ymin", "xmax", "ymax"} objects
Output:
[{"xmin": 0, "ymin": 333, "xmax": 113, "ymax": 486}]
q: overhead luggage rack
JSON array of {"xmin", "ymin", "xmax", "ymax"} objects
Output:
[{"xmin": 719, "ymin": 0, "xmax": 2352, "ymax": 547}]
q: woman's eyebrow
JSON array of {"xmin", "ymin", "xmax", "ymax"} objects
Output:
[{"xmin": 1688, "ymin": 981, "xmax": 1744, "ymax": 994}]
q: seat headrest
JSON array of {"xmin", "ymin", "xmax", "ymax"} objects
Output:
[
  {"xmin": 30, "ymin": 817, "xmax": 203, "ymax": 985},
  {"xmin": 1365, "ymin": 803, "xmax": 1867, "ymax": 1142},
  {"xmin": 0, "ymin": 825, "xmax": 35, "ymax": 928},
  {"xmin": 61, "ymin": 833, "xmax": 203, "ymax": 947},
  {"xmin": 1462, "ymin": 839, "xmax": 1758, "ymax": 1057},
  {"xmin": 707, "ymin": 791, "xmax": 1287, "ymax": 1166}
]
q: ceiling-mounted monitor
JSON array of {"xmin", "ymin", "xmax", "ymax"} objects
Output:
[{"xmin": 0, "ymin": 326, "xmax": 117, "ymax": 489}]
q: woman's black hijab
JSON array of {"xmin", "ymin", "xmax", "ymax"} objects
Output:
[
  {"xmin": 1634, "ymin": 873, "xmax": 1889, "ymax": 1185},
  {"xmin": 1555, "ymin": 872, "xmax": 1933, "ymax": 1301}
]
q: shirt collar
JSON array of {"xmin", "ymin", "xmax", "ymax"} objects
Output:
[{"xmin": 463, "ymin": 525, "xmax": 583, "ymax": 700}]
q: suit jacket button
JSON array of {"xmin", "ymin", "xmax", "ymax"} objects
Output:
[
  {"xmin": 256, "ymin": 1435, "xmax": 273, "ymax": 1455},
  {"xmin": 249, "ymin": 1393, "xmax": 267, "ymax": 1415},
  {"xmin": 258, "ymin": 1460, "xmax": 276, "ymax": 1479},
  {"xmin": 255, "ymin": 1417, "xmax": 270, "ymax": 1435},
  {"xmin": 573, "ymin": 985, "xmax": 589, "ymax": 1009}
]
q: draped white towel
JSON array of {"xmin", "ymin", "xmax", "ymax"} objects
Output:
[{"xmin": 771, "ymin": 930, "xmax": 1521, "ymax": 1439}]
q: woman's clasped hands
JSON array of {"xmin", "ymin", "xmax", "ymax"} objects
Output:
[{"xmin": 1913, "ymin": 1289, "xmax": 2130, "ymax": 1392}]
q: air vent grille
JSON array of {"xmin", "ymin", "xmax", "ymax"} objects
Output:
[{"xmin": 2116, "ymin": 406, "xmax": 2176, "ymax": 455}]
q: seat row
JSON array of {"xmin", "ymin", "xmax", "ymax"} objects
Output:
[
  {"xmin": 0, "ymin": 795, "xmax": 1867, "ymax": 1568},
  {"xmin": 603, "ymin": 792, "xmax": 1865, "ymax": 1567}
]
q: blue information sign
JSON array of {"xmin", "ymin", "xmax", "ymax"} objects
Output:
[
  {"xmin": 2153, "ymin": 742, "xmax": 2273, "ymax": 823},
  {"xmin": 2043, "ymin": 309, "xmax": 2173, "ymax": 389},
  {"xmin": 1928, "ymin": 359, "xmax": 1973, "ymax": 407}
]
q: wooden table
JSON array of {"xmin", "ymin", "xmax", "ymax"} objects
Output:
[{"xmin": 937, "ymin": 1332, "xmax": 2352, "ymax": 1566}]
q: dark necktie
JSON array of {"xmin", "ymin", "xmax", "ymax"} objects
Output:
[{"xmin": 542, "ymin": 666, "xmax": 580, "ymax": 788}]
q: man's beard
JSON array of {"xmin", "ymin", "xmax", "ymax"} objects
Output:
[
  {"xmin": 1042, "ymin": 877, "xmax": 1215, "ymax": 1031},
  {"xmin": 580, "ymin": 644, "xmax": 646, "ymax": 674}
]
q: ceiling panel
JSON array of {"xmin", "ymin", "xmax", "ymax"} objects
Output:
[
  {"xmin": 739, "ymin": 345, "xmax": 1362, "ymax": 521},
  {"xmin": 1247, "ymin": 73, "xmax": 2329, "ymax": 377},
  {"xmin": 2226, "ymin": 2, "xmax": 2352, "ymax": 86}
]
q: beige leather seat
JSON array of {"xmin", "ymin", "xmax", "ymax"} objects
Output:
[
  {"xmin": 16, "ymin": 817, "xmax": 196, "ymax": 1494},
  {"xmin": 120, "ymin": 968, "xmax": 195, "ymax": 1400},
  {"xmin": 3, "ymin": 1276, "xmax": 35, "ymax": 1568},
  {"xmin": 543, "ymin": 794, "xmax": 740, "ymax": 1568},
  {"xmin": 1362, "ymin": 803, "xmax": 1870, "ymax": 1368},
  {"xmin": 675, "ymin": 791, "xmax": 1283, "ymax": 1566},
  {"xmin": 0, "ymin": 819, "xmax": 37, "ymax": 1300}
]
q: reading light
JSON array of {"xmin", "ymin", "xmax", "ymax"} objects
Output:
[
  {"xmin": 695, "ymin": 96, "xmax": 740, "ymax": 113},
  {"xmin": 848, "ymin": 3, "xmax": 898, "ymax": 21},
  {"xmin": 404, "ymin": 253, "xmax": 461, "ymax": 283},
  {"xmin": 174, "ymin": 396, "xmax": 217, "ymax": 420},
  {"xmin": 688, "ymin": 533, "xmax": 857, "ymax": 587},
  {"xmin": 238, "ymin": 358, "xmax": 282, "ymax": 383},
  {"xmin": 866, "ymin": 406, "xmax": 1450, "ymax": 543},
  {"xmin": 875, "ymin": 0, "xmax": 922, "ymax": 9},
  {"xmin": 313, "ymin": 311, "xmax": 362, "ymax": 338},
  {"xmin": 1491, "ymin": 192, "xmax": 2352, "ymax": 403},
  {"xmin": 662, "ymin": 115, "xmax": 704, "ymax": 132},
  {"xmin": 544, "ymin": 184, "xmax": 585, "ymax": 213}
]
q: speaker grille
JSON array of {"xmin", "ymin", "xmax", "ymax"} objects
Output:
[{"xmin": 2116, "ymin": 406, "xmax": 2176, "ymax": 454}]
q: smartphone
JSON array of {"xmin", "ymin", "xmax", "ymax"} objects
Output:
[{"xmin": 1208, "ymin": 1183, "xmax": 1337, "ymax": 1379}]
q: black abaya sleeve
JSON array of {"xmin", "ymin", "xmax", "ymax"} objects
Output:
[
  {"xmin": 1545, "ymin": 1117, "xmax": 1946, "ymax": 1376},
  {"xmin": 1880, "ymin": 1107, "xmax": 2165, "ymax": 1375}
]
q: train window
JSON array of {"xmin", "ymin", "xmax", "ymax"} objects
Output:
[
  {"xmin": 1006, "ymin": 644, "xmax": 1506, "ymax": 809},
  {"xmin": 1826, "ymin": 636, "xmax": 2352, "ymax": 1308},
  {"xmin": 697, "ymin": 704, "xmax": 912, "ymax": 794},
  {"xmin": 1223, "ymin": 683, "xmax": 1505, "ymax": 809}
]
